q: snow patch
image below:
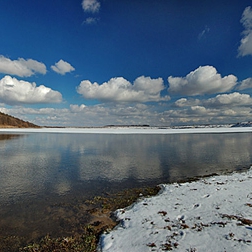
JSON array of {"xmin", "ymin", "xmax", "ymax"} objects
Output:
[{"xmin": 99, "ymin": 168, "xmax": 252, "ymax": 251}]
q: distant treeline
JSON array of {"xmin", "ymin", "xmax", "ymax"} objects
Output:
[
  {"xmin": 231, "ymin": 121, "xmax": 252, "ymax": 127},
  {"xmin": 0, "ymin": 112, "xmax": 40, "ymax": 128},
  {"xmin": 104, "ymin": 124, "xmax": 150, "ymax": 128}
]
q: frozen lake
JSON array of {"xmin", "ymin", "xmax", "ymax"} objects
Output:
[{"xmin": 0, "ymin": 128, "xmax": 252, "ymax": 240}]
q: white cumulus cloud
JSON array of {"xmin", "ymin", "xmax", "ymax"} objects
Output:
[
  {"xmin": 168, "ymin": 66, "xmax": 237, "ymax": 96},
  {"xmin": 174, "ymin": 98, "xmax": 200, "ymax": 107},
  {"xmin": 238, "ymin": 6, "xmax": 252, "ymax": 56},
  {"xmin": 70, "ymin": 104, "xmax": 86, "ymax": 112},
  {"xmin": 82, "ymin": 0, "xmax": 100, "ymax": 13},
  {"xmin": 203, "ymin": 92, "xmax": 252, "ymax": 107},
  {"xmin": 238, "ymin": 77, "xmax": 252, "ymax": 90},
  {"xmin": 174, "ymin": 92, "xmax": 252, "ymax": 109},
  {"xmin": 189, "ymin": 105, "xmax": 207, "ymax": 115},
  {"xmin": 0, "ymin": 75, "xmax": 62, "ymax": 105},
  {"xmin": 0, "ymin": 55, "xmax": 46, "ymax": 77},
  {"xmin": 77, "ymin": 76, "xmax": 169, "ymax": 102},
  {"xmin": 51, "ymin": 59, "xmax": 75, "ymax": 75}
]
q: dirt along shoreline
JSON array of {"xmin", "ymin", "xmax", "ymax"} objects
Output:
[
  {"xmin": 0, "ymin": 186, "xmax": 160, "ymax": 252},
  {"xmin": 1, "ymin": 168, "xmax": 249, "ymax": 252},
  {"xmin": 99, "ymin": 167, "xmax": 252, "ymax": 252}
]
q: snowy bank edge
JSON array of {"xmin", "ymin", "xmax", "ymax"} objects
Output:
[
  {"xmin": 1, "ymin": 127, "xmax": 252, "ymax": 134},
  {"xmin": 98, "ymin": 166, "xmax": 252, "ymax": 252}
]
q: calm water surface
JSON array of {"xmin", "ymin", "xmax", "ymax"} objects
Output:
[{"xmin": 0, "ymin": 132, "xmax": 252, "ymax": 240}]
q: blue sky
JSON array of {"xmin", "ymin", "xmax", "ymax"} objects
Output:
[{"xmin": 1, "ymin": 0, "xmax": 252, "ymax": 126}]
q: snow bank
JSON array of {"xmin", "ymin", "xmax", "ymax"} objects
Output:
[
  {"xmin": 1, "ymin": 127, "xmax": 252, "ymax": 134},
  {"xmin": 99, "ymin": 168, "xmax": 252, "ymax": 252}
]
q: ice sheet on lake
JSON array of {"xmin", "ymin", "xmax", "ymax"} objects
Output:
[{"xmin": 1, "ymin": 127, "xmax": 252, "ymax": 134}]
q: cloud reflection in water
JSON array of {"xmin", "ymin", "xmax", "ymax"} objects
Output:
[{"xmin": 0, "ymin": 132, "xmax": 252, "ymax": 204}]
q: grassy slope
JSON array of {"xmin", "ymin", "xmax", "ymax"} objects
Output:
[{"xmin": 0, "ymin": 112, "xmax": 40, "ymax": 128}]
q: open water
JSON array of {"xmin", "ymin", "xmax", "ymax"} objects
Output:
[{"xmin": 0, "ymin": 132, "xmax": 252, "ymax": 240}]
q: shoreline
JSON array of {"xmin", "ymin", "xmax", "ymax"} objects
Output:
[
  {"xmin": 1, "ymin": 167, "xmax": 250, "ymax": 251},
  {"xmin": 0, "ymin": 186, "xmax": 160, "ymax": 252},
  {"xmin": 99, "ymin": 167, "xmax": 252, "ymax": 251},
  {"xmin": 1, "ymin": 128, "xmax": 252, "ymax": 250},
  {"xmin": 1, "ymin": 126, "xmax": 252, "ymax": 134}
]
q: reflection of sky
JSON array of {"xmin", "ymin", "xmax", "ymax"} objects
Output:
[
  {"xmin": 78, "ymin": 135, "xmax": 163, "ymax": 182},
  {"xmin": 0, "ymin": 133, "xmax": 252, "ymax": 204},
  {"xmin": 165, "ymin": 134, "xmax": 252, "ymax": 179}
]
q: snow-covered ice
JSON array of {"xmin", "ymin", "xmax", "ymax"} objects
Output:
[
  {"xmin": 1, "ymin": 126, "xmax": 252, "ymax": 134},
  {"xmin": 99, "ymin": 168, "xmax": 252, "ymax": 252}
]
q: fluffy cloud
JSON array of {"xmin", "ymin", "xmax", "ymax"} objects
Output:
[
  {"xmin": 0, "ymin": 75, "xmax": 62, "ymax": 105},
  {"xmin": 203, "ymin": 92, "xmax": 252, "ymax": 107},
  {"xmin": 168, "ymin": 66, "xmax": 237, "ymax": 96},
  {"xmin": 2, "ymin": 96, "xmax": 252, "ymax": 128},
  {"xmin": 238, "ymin": 6, "xmax": 252, "ymax": 56},
  {"xmin": 77, "ymin": 76, "xmax": 170, "ymax": 102},
  {"xmin": 162, "ymin": 104, "xmax": 251, "ymax": 125},
  {"xmin": 51, "ymin": 59, "xmax": 75, "ymax": 75},
  {"xmin": 167, "ymin": 91, "xmax": 252, "ymax": 125},
  {"xmin": 189, "ymin": 106, "xmax": 207, "ymax": 115},
  {"xmin": 70, "ymin": 104, "xmax": 86, "ymax": 112},
  {"xmin": 238, "ymin": 77, "xmax": 252, "ymax": 90},
  {"xmin": 175, "ymin": 92, "xmax": 252, "ymax": 109},
  {"xmin": 174, "ymin": 98, "xmax": 200, "ymax": 107},
  {"xmin": 1, "ymin": 103, "xmax": 154, "ymax": 127},
  {"xmin": 0, "ymin": 55, "xmax": 46, "ymax": 77},
  {"xmin": 82, "ymin": 0, "xmax": 100, "ymax": 13}
]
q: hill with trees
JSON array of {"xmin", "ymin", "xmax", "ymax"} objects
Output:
[{"xmin": 0, "ymin": 112, "xmax": 40, "ymax": 128}]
